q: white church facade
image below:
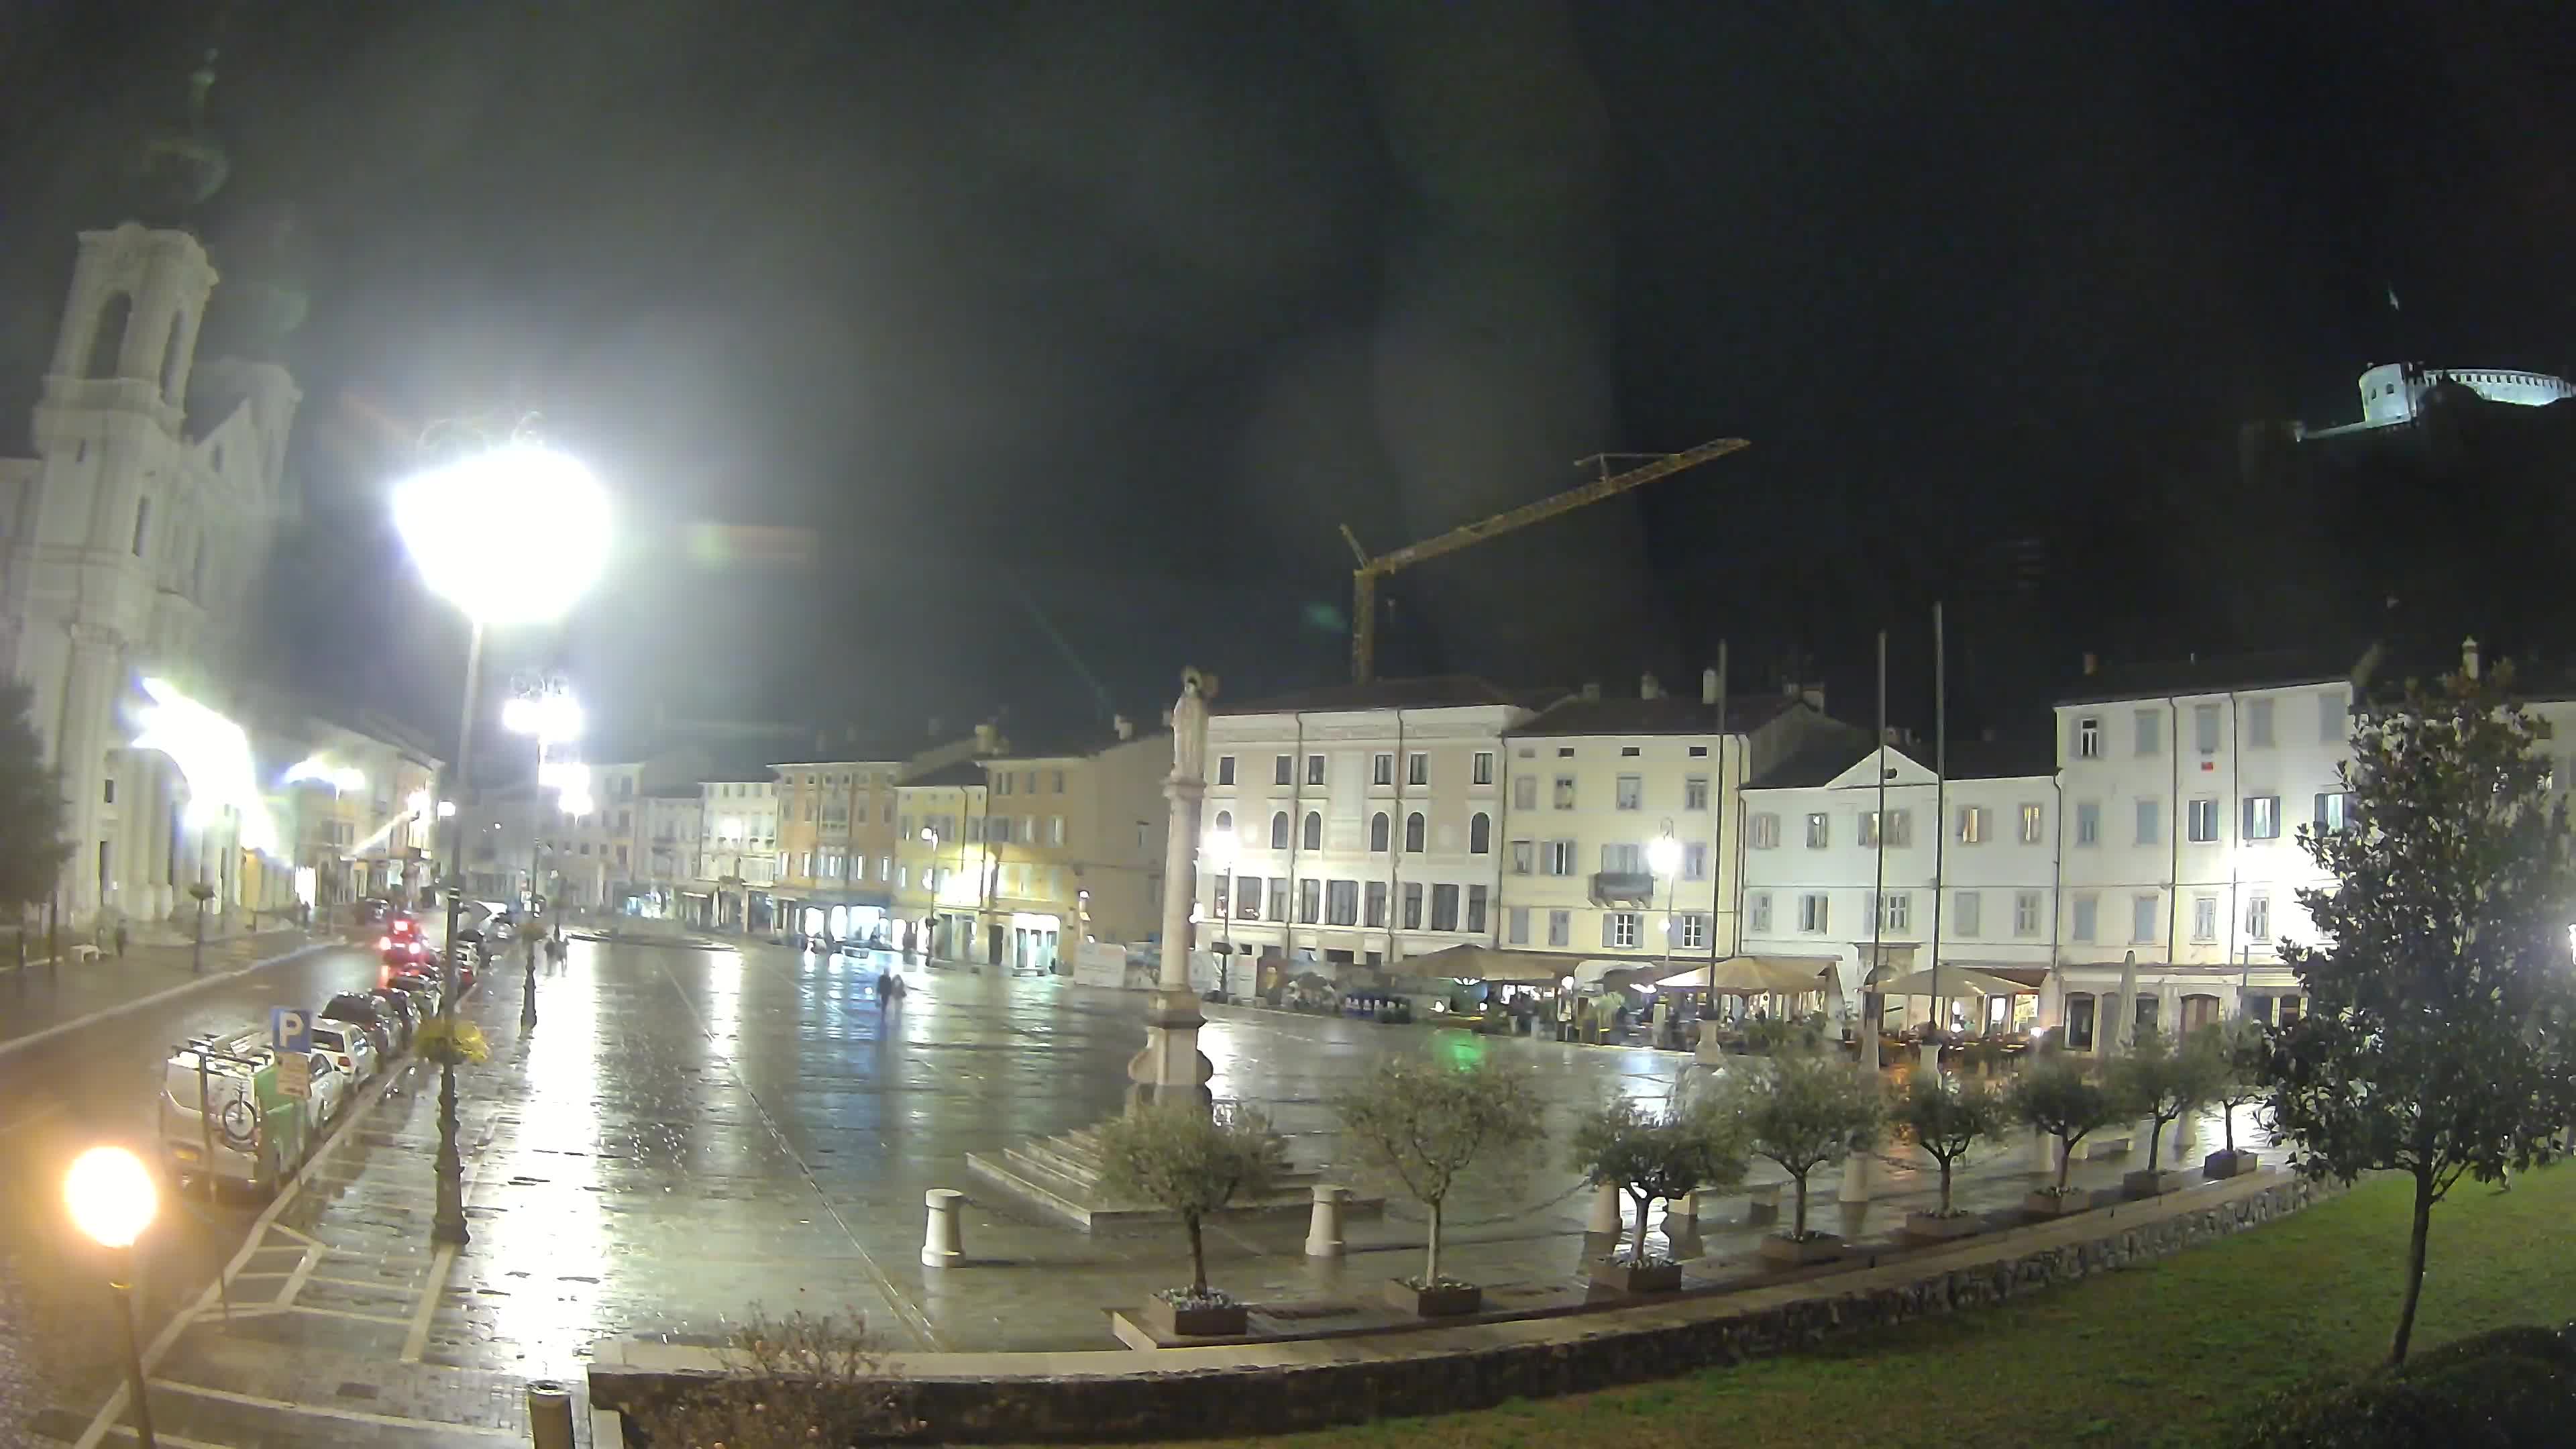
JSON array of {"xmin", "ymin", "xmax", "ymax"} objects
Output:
[{"xmin": 0, "ymin": 221, "xmax": 438, "ymax": 932}]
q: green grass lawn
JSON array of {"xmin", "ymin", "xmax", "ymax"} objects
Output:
[{"xmin": 1181, "ymin": 1165, "xmax": 2576, "ymax": 1449}]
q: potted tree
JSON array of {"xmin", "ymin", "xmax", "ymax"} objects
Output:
[
  {"xmin": 2111, "ymin": 1028, "xmax": 2220, "ymax": 1197},
  {"xmin": 1719, "ymin": 1047, "xmax": 1886, "ymax": 1266},
  {"xmin": 1095, "ymin": 1101, "xmax": 1279, "ymax": 1338},
  {"xmin": 2009, "ymin": 1054, "xmax": 2131, "ymax": 1216},
  {"xmin": 1572, "ymin": 1094, "xmax": 1746, "ymax": 1292},
  {"xmin": 2200, "ymin": 1018, "xmax": 2269, "ymax": 1178},
  {"xmin": 1334, "ymin": 1054, "xmax": 1546, "ymax": 1317},
  {"xmin": 1890, "ymin": 1069, "xmax": 2008, "ymax": 1241}
]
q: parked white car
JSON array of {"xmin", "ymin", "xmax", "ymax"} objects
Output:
[
  {"xmin": 305, "ymin": 1050, "xmax": 350, "ymax": 1125},
  {"xmin": 307, "ymin": 1022, "xmax": 380, "ymax": 1087}
]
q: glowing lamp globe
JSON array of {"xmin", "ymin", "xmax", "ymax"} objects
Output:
[
  {"xmin": 64, "ymin": 1146, "xmax": 156, "ymax": 1248},
  {"xmin": 504, "ymin": 692, "xmax": 584, "ymax": 743},
  {"xmin": 394, "ymin": 443, "xmax": 610, "ymax": 626},
  {"xmin": 1203, "ymin": 825, "xmax": 1238, "ymax": 870},
  {"xmin": 1646, "ymin": 835, "xmax": 1682, "ymax": 877}
]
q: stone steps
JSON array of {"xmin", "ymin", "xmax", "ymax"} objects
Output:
[{"xmin": 968, "ymin": 1124, "xmax": 1373, "ymax": 1231}]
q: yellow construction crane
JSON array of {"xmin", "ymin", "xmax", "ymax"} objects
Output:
[{"xmin": 1338, "ymin": 437, "xmax": 1751, "ymax": 684}]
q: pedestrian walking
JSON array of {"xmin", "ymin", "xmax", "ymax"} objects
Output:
[{"xmin": 113, "ymin": 920, "xmax": 128, "ymax": 958}]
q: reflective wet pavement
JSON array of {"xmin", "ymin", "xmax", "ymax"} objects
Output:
[{"xmin": 11, "ymin": 930, "xmax": 2251, "ymax": 1446}]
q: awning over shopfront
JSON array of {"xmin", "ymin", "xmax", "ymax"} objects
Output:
[
  {"xmin": 1655, "ymin": 955, "xmax": 1839, "ymax": 996},
  {"xmin": 1403, "ymin": 944, "xmax": 1576, "ymax": 984},
  {"xmin": 1872, "ymin": 965, "xmax": 2045, "ymax": 999}
]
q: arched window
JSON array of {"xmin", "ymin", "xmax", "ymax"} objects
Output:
[
  {"xmin": 162, "ymin": 312, "xmax": 189, "ymax": 399},
  {"xmin": 1370, "ymin": 812, "xmax": 1390, "ymax": 852},
  {"xmin": 1404, "ymin": 812, "xmax": 1426, "ymax": 853},
  {"xmin": 1301, "ymin": 811, "xmax": 1322, "ymax": 851},
  {"xmin": 1212, "ymin": 809, "xmax": 1232, "ymax": 835},
  {"xmin": 1469, "ymin": 812, "xmax": 1491, "ymax": 855},
  {"xmin": 1270, "ymin": 812, "xmax": 1289, "ymax": 850},
  {"xmin": 87, "ymin": 294, "xmax": 130, "ymax": 379}
]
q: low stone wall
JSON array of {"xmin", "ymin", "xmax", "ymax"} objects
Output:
[{"xmin": 593, "ymin": 1171, "xmax": 2333, "ymax": 1444}]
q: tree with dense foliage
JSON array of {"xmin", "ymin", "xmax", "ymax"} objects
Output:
[
  {"xmin": 1890, "ymin": 1070, "xmax": 2009, "ymax": 1216},
  {"xmin": 1334, "ymin": 1054, "xmax": 1547, "ymax": 1287},
  {"xmin": 2262, "ymin": 660, "xmax": 2576, "ymax": 1364},
  {"xmin": 2109, "ymin": 1029, "xmax": 2222, "ymax": 1174},
  {"xmin": 1572, "ymin": 1094, "xmax": 1747, "ymax": 1265},
  {"xmin": 0, "ymin": 683, "xmax": 68, "ymax": 912},
  {"xmin": 1096, "ymin": 1101, "xmax": 1278, "ymax": 1299},
  {"xmin": 1717, "ymin": 1047, "xmax": 1885, "ymax": 1238},
  {"xmin": 2010, "ymin": 1054, "xmax": 2129, "ymax": 1193}
]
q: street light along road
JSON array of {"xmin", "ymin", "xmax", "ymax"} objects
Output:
[
  {"xmin": 394, "ymin": 438, "xmax": 612, "ymax": 1248},
  {"xmin": 65, "ymin": 1144, "xmax": 160, "ymax": 1449}
]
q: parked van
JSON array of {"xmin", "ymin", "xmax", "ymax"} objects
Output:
[{"xmin": 159, "ymin": 1033, "xmax": 312, "ymax": 1194}]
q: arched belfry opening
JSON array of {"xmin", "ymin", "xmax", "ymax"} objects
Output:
[{"xmin": 88, "ymin": 294, "xmax": 131, "ymax": 379}]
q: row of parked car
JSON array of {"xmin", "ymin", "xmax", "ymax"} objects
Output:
[{"xmin": 157, "ymin": 916, "xmax": 477, "ymax": 1195}]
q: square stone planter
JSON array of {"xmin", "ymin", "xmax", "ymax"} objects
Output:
[
  {"xmin": 1587, "ymin": 1258, "xmax": 1684, "ymax": 1294},
  {"xmin": 1385, "ymin": 1279, "xmax": 1483, "ymax": 1318},
  {"xmin": 1758, "ymin": 1232, "xmax": 1845, "ymax": 1267},
  {"xmin": 2124, "ymin": 1168, "xmax": 2192, "ymax": 1199},
  {"xmin": 2204, "ymin": 1148, "xmax": 2261, "ymax": 1179},
  {"xmin": 1901, "ymin": 1210, "xmax": 1984, "ymax": 1242},
  {"xmin": 2023, "ymin": 1187, "xmax": 2100, "ymax": 1218},
  {"xmin": 1138, "ymin": 1295, "xmax": 1248, "ymax": 1338}
]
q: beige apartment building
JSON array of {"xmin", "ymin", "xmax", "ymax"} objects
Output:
[
  {"xmin": 972, "ymin": 718, "xmax": 1171, "ymax": 969},
  {"xmin": 1497, "ymin": 674, "xmax": 1851, "ymax": 981}
]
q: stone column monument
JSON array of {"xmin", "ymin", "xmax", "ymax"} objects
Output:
[{"xmin": 1128, "ymin": 668, "xmax": 1216, "ymax": 1104}]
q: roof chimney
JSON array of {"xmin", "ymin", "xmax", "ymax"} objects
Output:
[
  {"xmin": 1580, "ymin": 681, "xmax": 1601, "ymax": 702},
  {"xmin": 1113, "ymin": 714, "xmax": 1134, "ymax": 741},
  {"xmin": 1640, "ymin": 672, "xmax": 1662, "ymax": 700},
  {"xmin": 2082, "ymin": 651, "xmax": 2100, "ymax": 677},
  {"xmin": 973, "ymin": 722, "xmax": 998, "ymax": 753},
  {"xmin": 2463, "ymin": 635, "xmax": 2481, "ymax": 680},
  {"xmin": 1701, "ymin": 667, "xmax": 1719, "ymax": 706}
]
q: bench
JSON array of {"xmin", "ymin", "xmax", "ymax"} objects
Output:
[{"xmin": 2080, "ymin": 1132, "xmax": 2135, "ymax": 1161}]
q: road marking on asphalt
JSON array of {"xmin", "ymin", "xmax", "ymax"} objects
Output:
[
  {"xmin": 662, "ymin": 949, "xmax": 945, "ymax": 1350},
  {"xmin": 400, "ymin": 1242, "xmax": 457, "ymax": 1364},
  {"xmin": 102, "ymin": 1426, "xmax": 233, "ymax": 1448},
  {"xmin": 276, "ymin": 1243, "xmax": 321, "ymax": 1308},
  {"xmin": 0, "ymin": 939, "xmax": 335, "ymax": 1064},
  {"xmin": 145, "ymin": 1380, "xmax": 523, "ymax": 1438},
  {"xmin": 70, "ymin": 1059, "xmax": 409, "ymax": 1449}
]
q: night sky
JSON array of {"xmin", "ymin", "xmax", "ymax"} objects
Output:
[{"xmin": 4, "ymin": 1, "xmax": 2573, "ymax": 757}]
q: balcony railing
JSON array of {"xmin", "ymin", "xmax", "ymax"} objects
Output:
[{"xmin": 1590, "ymin": 871, "xmax": 1655, "ymax": 906}]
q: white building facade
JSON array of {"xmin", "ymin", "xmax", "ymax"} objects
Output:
[
  {"xmin": 1739, "ymin": 739, "xmax": 2058, "ymax": 1032},
  {"xmin": 1200, "ymin": 679, "xmax": 1532, "ymax": 977},
  {"xmin": 1496, "ymin": 676, "xmax": 1849, "ymax": 981},
  {"xmin": 0, "ymin": 221, "xmax": 303, "ymax": 930},
  {"xmin": 694, "ymin": 776, "xmax": 779, "ymax": 930},
  {"xmin": 2045, "ymin": 656, "xmax": 2369, "ymax": 1051}
]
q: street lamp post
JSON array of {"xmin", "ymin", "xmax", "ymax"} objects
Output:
[
  {"xmin": 1646, "ymin": 824, "xmax": 1681, "ymax": 1044},
  {"xmin": 502, "ymin": 678, "xmax": 582, "ymax": 1028},
  {"xmin": 1203, "ymin": 825, "xmax": 1237, "ymax": 1001},
  {"xmin": 395, "ymin": 439, "xmax": 610, "ymax": 1248},
  {"xmin": 66, "ymin": 1146, "xmax": 159, "ymax": 1449}
]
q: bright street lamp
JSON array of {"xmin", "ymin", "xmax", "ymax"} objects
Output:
[
  {"xmin": 504, "ymin": 675, "xmax": 581, "ymax": 1024},
  {"xmin": 1645, "ymin": 833, "xmax": 1682, "ymax": 877},
  {"xmin": 65, "ymin": 1146, "xmax": 158, "ymax": 1449},
  {"xmin": 395, "ymin": 439, "xmax": 610, "ymax": 1250},
  {"xmin": 1202, "ymin": 826, "xmax": 1238, "ymax": 999}
]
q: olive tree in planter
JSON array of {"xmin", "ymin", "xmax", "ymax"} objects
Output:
[
  {"xmin": 2198, "ymin": 1018, "xmax": 2270, "ymax": 1178},
  {"xmin": 2110, "ymin": 1028, "xmax": 2222, "ymax": 1197},
  {"xmin": 1095, "ymin": 1100, "xmax": 1279, "ymax": 1338},
  {"xmin": 1334, "ymin": 1054, "xmax": 1546, "ymax": 1317},
  {"xmin": 1718, "ymin": 1048, "xmax": 1885, "ymax": 1266},
  {"xmin": 1571, "ymin": 1094, "xmax": 1747, "ymax": 1292},
  {"xmin": 1890, "ymin": 1069, "xmax": 2008, "ymax": 1241},
  {"xmin": 2009, "ymin": 1053, "xmax": 2131, "ymax": 1216}
]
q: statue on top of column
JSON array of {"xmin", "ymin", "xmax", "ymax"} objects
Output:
[{"xmin": 1169, "ymin": 667, "xmax": 1216, "ymax": 783}]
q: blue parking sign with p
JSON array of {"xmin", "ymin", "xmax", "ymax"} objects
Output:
[{"xmin": 270, "ymin": 1006, "xmax": 310, "ymax": 1056}]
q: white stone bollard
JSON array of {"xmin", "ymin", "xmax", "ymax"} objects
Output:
[
  {"xmin": 921, "ymin": 1187, "xmax": 965, "ymax": 1268},
  {"xmin": 1304, "ymin": 1184, "xmax": 1348, "ymax": 1258},
  {"xmin": 1664, "ymin": 1190, "xmax": 1697, "ymax": 1230},
  {"xmin": 1836, "ymin": 1148, "xmax": 1874, "ymax": 1203},
  {"xmin": 1587, "ymin": 1182, "xmax": 1623, "ymax": 1236}
]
